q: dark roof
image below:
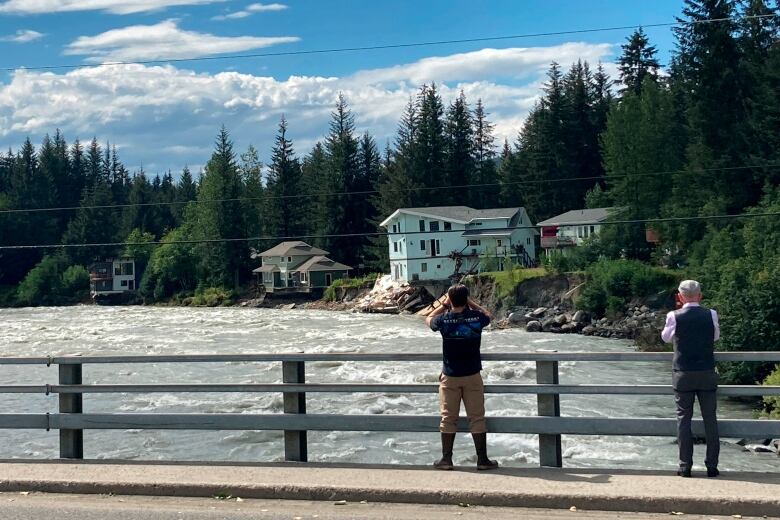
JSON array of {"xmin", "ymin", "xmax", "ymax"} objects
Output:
[
  {"xmin": 537, "ymin": 208, "xmax": 619, "ymax": 226},
  {"xmin": 292, "ymin": 255, "xmax": 352, "ymax": 272},
  {"xmin": 382, "ymin": 206, "xmax": 522, "ymax": 225},
  {"xmin": 257, "ymin": 241, "xmax": 329, "ymax": 257}
]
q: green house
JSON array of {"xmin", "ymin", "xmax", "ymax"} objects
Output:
[{"xmin": 252, "ymin": 241, "xmax": 352, "ymax": 294}]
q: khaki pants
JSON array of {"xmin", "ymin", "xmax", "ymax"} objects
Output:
[{"xmin": 439, "ymin": 372, "xmax": 487, "ymax": 434}]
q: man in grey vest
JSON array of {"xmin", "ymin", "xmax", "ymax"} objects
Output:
[{"xmin": 661, "ymin": 280, "xmax": 721, "ymax": 478}]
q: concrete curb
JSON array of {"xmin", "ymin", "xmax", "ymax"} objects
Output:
[{"xmin": 1, "ymin": 478, "xmax": 779, "ymax": 517}]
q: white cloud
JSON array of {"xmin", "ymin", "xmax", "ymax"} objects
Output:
[
  {"xmin": 212, "ymin": 2, "xmax": 287, "ymax": 21},
  {"xmin": 0, "ymin": 29, "xmax": 44, "ymax": 43},
  {"xmin": 64, "ymin": 20, "xmax": 299, "ymax": 62},
  {"xmin": 0, "ymin": 0, "xmax": 223, "ymax": 15},
  {"xmin": 0, "ymin": 42, "xmax": 615, "ymax": 173}
]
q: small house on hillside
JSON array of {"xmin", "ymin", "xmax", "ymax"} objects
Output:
[
  {"xmin": 89, "ymin": 258, "xmax": 138, "ymax": 297},
  {"xmin": 537, "ymin": 207, "xmax": 618, "ymax": 255},
  {"xmin": 380, "ymin": 206, "xmax": 538, "ymax": 283},
  {"xmin": 252, "ymin": 241, "xmax": 352, "ymax": 294}
]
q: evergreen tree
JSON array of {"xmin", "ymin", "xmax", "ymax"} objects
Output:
[
  {"xmin": 618, "ymin": 27, "xmax": 660, "ymax": 95},
  {"xmin": 472, "ymin": 98, "xmax": 497, "ymax": 208},
  {"xmin": 353, "ymin": 131, "xmax": 382, "ymax": 269},
  {"xmin": 413, "ymin": 84, "xmax": 447, "ymax": 205},
  {"xmin": 321, "ymin": 94, "xmax": 360, "ymax": 265},
  {"xmin": 174, "ymin": 165, "xmax": 197, "ymax": 224},
  {"xmin": 601, "ymin": 79, "xmax": 684, "ymax": 257},
  {"xmin": 189, "ymin": 126, "xmax": 247, "ymax": 288},
  {"xmin": 62, "ymin": 180, "xmax": 119, "ymax": 266},
  {"xmin": 265, "ymin": 116, "xmax": 305, "ymax": 239},
  {"xmin": 444, "ymin": 91, "xmax": 474, "ymax": 206},
  {"xmin": 300, "ymin": 142, "xmax": 328, "ymax": 245},
  {"xmin": 239, "ymin": 145, "xmax": 264, "ymax": 251},
  {"xmin": 86, "ymin": 138, "xmax": 102, "ymax": 187}
]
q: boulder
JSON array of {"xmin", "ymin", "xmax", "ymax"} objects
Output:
[
  {"xmin": 531, "ymin": 307, "xmax": 548, "ymax": 318},
  {"xmin": 281, "ymin": 303, "xmax": 296, "ymax": 310},
  {"xmin": 582, "ymin": 325, "xmax": 596, "ymax": 336},
  {"xmin": 572, "ymin": 310, "xmax": 589, "ymax": 323},
  {"xmin": 561, "ymin": 322, "xmax": 577, "ymax": 333},
  {"xmin": 553, "ymin": 314, "xmax": 569, "ymax": 326},
  {"xmin": 640, "ymin": 305, "xmax": 651, "ymax": 313},
  {"xmin": 508, "ymin": 312, "xmax": 527, "ymax": 325},
  {"xmin": 526, "ymin": 321, "xmax": 542, "ymax": 333}
]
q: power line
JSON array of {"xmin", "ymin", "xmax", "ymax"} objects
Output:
[
  {"xmin": 3, "ymin": 14, "xmax": 777, "ymax": 73},
  {"xmin": 1, "ymin": 163, "xmax": 776, "ymax": 215},
  {"xmin": 1, "ymin": 211, "xmax": 777, "ymax": 251}
]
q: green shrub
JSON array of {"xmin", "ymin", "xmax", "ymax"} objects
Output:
[
  {"xmin": 576, "ymin": 259, "xmax": 681, "ymax": 315},
  {"xmin": 60, "ymin": 265, "xmax": 89, "ymax": 300},
  {"xmin": 190, "ymin": 287, "xmax": 234, "ymax": 307},
  {"xmin": 606, "ymin": 295, "xmax": 625, "ymax": 317},
  {"xmin": 762, "ymin": 365, "xmax": 780, "ymax": 419},
  {"xmin": 542, "ymin": 251, "xmax": 572, "ymax": 274},
  {"xmin": 577, "ymin": 283, "xmax": 607, "ymax": 315},
  {"xmin": 17, "ymin": 256, "xmax": 62, "ymax": 306}
]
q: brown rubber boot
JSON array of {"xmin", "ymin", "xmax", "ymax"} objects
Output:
[
  {"xmin": 472, "ymin": 432, "xmax": 499, "ymax": 470},
  {"xmin": 433, "ymin": 433, "xmax": 456, "ymax": 470}
]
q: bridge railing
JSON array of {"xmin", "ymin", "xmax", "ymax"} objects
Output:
[{"xmin": 1, "ymin": 351, "xmax": 779, "ymax": 467}]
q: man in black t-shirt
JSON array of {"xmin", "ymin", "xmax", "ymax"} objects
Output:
[{"xmin": 426, "ymin": 284, "xmax": 498, "ymax": 471}]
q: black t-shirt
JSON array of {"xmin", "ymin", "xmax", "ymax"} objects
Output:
[{"xmin": 430, "ymin": 308, "xmax": 491, "ymax": 377}]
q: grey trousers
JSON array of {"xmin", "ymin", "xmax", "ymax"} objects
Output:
[{"xmin": 673, "ymin": 369, "xmax": 720, "ymax": 470}]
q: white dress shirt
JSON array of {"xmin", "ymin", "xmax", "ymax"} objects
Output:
[{"xmin": 661, "ymin": 302, "xmax": 720, "ymax": 344}]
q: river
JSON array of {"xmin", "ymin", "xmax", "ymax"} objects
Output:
[{"xmin": 1, "ymin": 306, "xmax": 778, "ymax": 472}]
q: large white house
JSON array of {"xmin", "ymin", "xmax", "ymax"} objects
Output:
[{"xmin": 380, "ymin": 206, "xmax": 538, "ymax": 282}]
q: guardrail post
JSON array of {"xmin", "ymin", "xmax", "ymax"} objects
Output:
[
  {"xmin": 536, "ymin": 359, "xmax": 562, "ymax": 468},
  {"xmin": 282, "ymin": 361, "xmax": 307, "ymax": 462},
  {"xmin": 58, "ymin": 363, "xmax": 83, "ymax": 459}
]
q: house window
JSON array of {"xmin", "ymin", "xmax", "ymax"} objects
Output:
[
  {"xmin": 419, "ymin": 220, "xmax": 425, "ymax": 232},
  {"xmin": 429, "ymin": 221, "xmax": 440, "ymax": 232},
  {"xmin": 527, "ymin": 237, "xmax": 531, "ymax": 245},
  {"xmin": 393, "ymin": 242, "xmax": 398, "ymax": 253},
  {"xmin": 468, "ymin": 240, "xmax": 481, "ymax": 246},
  {"xmin": 264, "ymin": 273, "xmax": 272, "ymax": 283},
  {"xmin": 496, "ymin": 239, "xmax": 503, "ymax": 247},
  {"xmin": 421, "ymin": 263, "xmax": 427, "ymax": 272},
  {"xmin": 114, "ymin": 266, "xmax": 121, "ymax": 275},
  {"xmin": 287, "ymin": 256, "xmax": 292, "ymax": 263},
  {"xmin": 444, "ymin": 222, "xmax": 452, "ymax": 231},
  {"xmin": 590, "ymin": 225, "xmax": 596, "ymax": 234},
  {"xmin": 392, "ymin": 224, "xmax": 398, "ymax": 233},
  {"xmin": 300, "ymin": 271, "xmax": 307, "ymax": 283},
  {"xmin": 420, "ymin": 241, "xmax": 425, "ymax": 251},
  {"xmin": 436, "ymin": 240, "xmax": 441, "ymax": 255},
  {"xmin": 120, "ymin": 280, "xmax": 128, "ymax": 287}
]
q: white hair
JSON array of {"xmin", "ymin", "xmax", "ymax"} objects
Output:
[{"xmin": 678, "ymin": 280, "xmax": 702, "ymax": 298}]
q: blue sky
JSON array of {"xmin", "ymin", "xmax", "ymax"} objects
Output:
[{"xmin": 0, "ymin": 0, "xmax": 686, "ymax": 174}]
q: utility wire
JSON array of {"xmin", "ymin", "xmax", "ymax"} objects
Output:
[
  {"xmin": 0, "ymin": 211, "xmax": 777, "ymax": 251},
  {"xmin": 1, "ymin": 163, "xmax": 776, "ymax": 215},
  {"xmin": 2, "ymin": 14, "xmax": 777, "ymax": 73}
]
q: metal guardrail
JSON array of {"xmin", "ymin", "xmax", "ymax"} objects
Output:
[{"xmin": 0, "ymin": 351, "xmax": 779, "ymax": 467}]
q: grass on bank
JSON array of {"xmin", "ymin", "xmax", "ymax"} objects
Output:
[
  {"xmin": 323, "ymin": 274, "xmax": 380, "ymax": 302},
  {"xmin": 477, "ymin": 267, "xmax": 548, "ymax": 299}
]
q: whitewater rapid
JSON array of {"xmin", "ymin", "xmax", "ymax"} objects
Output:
[{"xmin": 0, "ymin": 306, "xmax": 777, "ymax": 472}]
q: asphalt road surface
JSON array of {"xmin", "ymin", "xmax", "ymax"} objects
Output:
[{"xmin": 0, "ymin": 493, "xmax": 776, "ymax": 520}]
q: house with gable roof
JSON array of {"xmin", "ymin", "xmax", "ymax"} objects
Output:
[
  {"xmin": 380, "ymin": 206, "xmax": 538, "ymax": 283},
  {"xmin": 537, "ymin": 207, "xmax": 621, "ymax": 255},
  {"xmin": 252, "ymin": 241, "xmax": 352, "ymax": 293}
]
